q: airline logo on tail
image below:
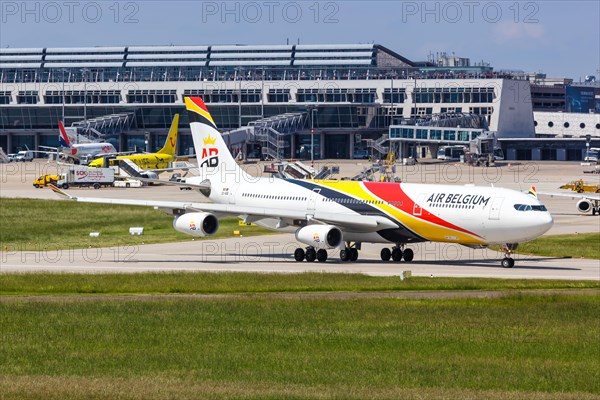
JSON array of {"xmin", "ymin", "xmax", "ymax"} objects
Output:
[
  {"xmin": 201, "ymin": 134, "xmax": 219, "ymax": 167},
  {"xmin": 157, "ymin": 114, "xmax": 180, "ymax": 155},
  {"xmin": 185, "ymin": 96, "xmax": 221, "ymax": 168},
  {"xmin": 58, "ymin": 121, "xmax": 71, "ymax": 148}
]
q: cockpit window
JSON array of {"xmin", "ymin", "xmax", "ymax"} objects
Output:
[{"xmin": 514, "ymin": 204, "xmax": 547, "ymax": 212}]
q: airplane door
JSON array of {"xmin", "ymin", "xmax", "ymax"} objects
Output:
[
  {"xmin": 412, "ymin": 194, "xmax": 426, "ymax": 216},
  {"xmin": 228, "ymin": 184, "xmax": 239, "ymax": 204},
  {"xmin": 308, "ymin": 188, "xmax": 320, "ymax": 211},
  {"xmin": 488, "ymin": 197, "xmax": 503, "ymax": 220}
]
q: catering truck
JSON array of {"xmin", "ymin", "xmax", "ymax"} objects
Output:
[{"xmin": 57, "ymin": 166, "xmax": 114, "ymax": 189}]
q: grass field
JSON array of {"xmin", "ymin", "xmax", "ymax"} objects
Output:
[
  {"xmin": 513, "ymin": 232, "xmax": 600, "ymax": 259},
  {"xmin": 2, "ymin": 199, "xmax": 598, "ymax": 261},
  {"xmin": 0, "ymin": 272, "xmax": 598, "ymax": 296},
  {"xmin": 1, "ymin": 292, "xmax": 599, "ymax": 399},
  {"xmin": 0, "ymin": 198, "xmax": 272, "ymax": 251}
]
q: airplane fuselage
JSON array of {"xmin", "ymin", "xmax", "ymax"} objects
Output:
[
  {"xmin": 62, "ymin": 143, "xmax": 116, "ymax": 160},
  {"xmin": 188, "ymin": 175, "xmax": 553, "ymax": 246},
  {"xmin": 89, "ymin": 154, "xmax": 174, "ymax": 170}
]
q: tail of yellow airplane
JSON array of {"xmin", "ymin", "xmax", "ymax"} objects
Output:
[{"xmin": 157, "ymin": 114, "xmax": 179, "ymax": 155}]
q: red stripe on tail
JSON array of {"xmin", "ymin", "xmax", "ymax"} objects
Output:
[{"xmin": 188, "ymin": 96, "xmax": 209, "ymax": 113}]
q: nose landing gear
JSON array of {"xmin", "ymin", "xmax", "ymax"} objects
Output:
[{"xmin": 501, "ymin": 243, "xmax": 518, "ymax": 268}]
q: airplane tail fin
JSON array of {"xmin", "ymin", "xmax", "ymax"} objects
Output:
[
  {"xmin": 58, "ymin": 121, "xmax": 71, "ymax": 148},
  {"xmin": 528, "ymin": 186, "xmax": 537, "ymax": 198},
  {"xmin": 185, "ymin": 97, "xmax": 242, "ymax": 181},
  {"xmin": 157, "ymin": 114, "xmax": 179, "ymax": 155}
]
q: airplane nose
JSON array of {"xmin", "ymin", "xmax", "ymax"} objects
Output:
[{"xmin": 538, "ymin": 213, "xmax": 554, "ymax": 235}]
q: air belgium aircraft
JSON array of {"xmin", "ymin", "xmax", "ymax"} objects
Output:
[{"xmin": 51, "ymin": 97, "xmax": 554, "ymax": 268}]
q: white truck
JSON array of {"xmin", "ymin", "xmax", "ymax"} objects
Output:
[
  {"xmin": 15, "ymin": 150, "xmax": 34, "ymax": 162},
  {"xmin": 113, "ymin": 179, "xmax": 144, "ymax": 188},
  {"xmin": 57, "ymin": 166, "xmax": 115, "ymax": 189}
]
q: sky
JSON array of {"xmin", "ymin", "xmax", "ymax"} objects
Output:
[{"xmin": 1, "ymin": 0, "xmax": 598, "ymax": 80}]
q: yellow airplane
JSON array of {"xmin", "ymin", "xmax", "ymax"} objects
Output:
[{"xmin": 89, "ymin": 114, "xmax": 179, "ymax": 170}]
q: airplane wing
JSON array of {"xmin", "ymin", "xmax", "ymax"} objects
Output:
[
  {"xmin": 48, "ymin": 184, "xmax": 397, "ymax": 233},
  {"xmin": 146, "ymin": 166, "xmax": 195, "ymax": 174},
  {"xmin": 537, "ymin": 191, "xmax": 600, "ymax": 201},
  {"xmin": 134, "ymin": 177, "xmax": 208, "ymax": 189}
]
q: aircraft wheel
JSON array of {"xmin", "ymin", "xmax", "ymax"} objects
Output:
[
  {"xmin": 593, "ymin": 208, "xmax": 598, "ymax": 216},
  {"xmin": 294, "ymin": 248, "xmax": 305, "ymax": 262},
  {"xmin": 350, "ymin": 248, "xmax": 359, "ymax": 262},
  {"xmin": 391, "ymin": 247, "xmax": 403, "ymax": 262},
  {"xmin": 380, "ymin": 248, "xmax": 391, "ymax": 261},
  {"xmin": 340, "ymin": 248, "xmax": 351, "ymax": 262},
  {"xmin": 403, "ymin": 248, "xmax": 414, "ymax": 262},
  {"xmin": 305, "ymin": 247, "xmax": 317, "ymax": 262},
  {"xmin": 316, "ymin": 249, "xmax": 328, "ymax": 263},
  {"xmin": 501, "ymin": 257, "xmax": 515, "ymax": 268}
]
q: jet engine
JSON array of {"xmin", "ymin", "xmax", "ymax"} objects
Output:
[
  {"xmin": 140, "ymin": 171, "xmax": 159, "ymax": 180},
  {"xmin": 295, "ymin": 225, "xmax": 342, "ymax": 249},
  {"xmin": 173, "ymin": 212, "xmax": 219, "ymax": 237},
  {"xmin": 576, "ymin": 199, "xmax": 592, "ymax": 214}
]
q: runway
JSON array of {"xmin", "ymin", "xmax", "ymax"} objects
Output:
[
  {"xmin": 2, "ymin": 233, "xmax": 598, "ymax": 280},
  {"xmin": 1, "ymin": 160, "xmax": 598, "ymax": 280}
]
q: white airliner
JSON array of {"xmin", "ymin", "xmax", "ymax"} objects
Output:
[
  {"xmin": 50, "ymin": 97, "xmax": 554, "ymax": 268},
  {"xmin": 40, "ymin": 121, "xmax": 117, "ymax": 163}
]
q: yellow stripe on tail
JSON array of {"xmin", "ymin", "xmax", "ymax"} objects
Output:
[{"xmin": 157, "ymin": 114, "xmax": 179, "ymax": 155}]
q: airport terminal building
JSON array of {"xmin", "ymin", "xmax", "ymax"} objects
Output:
[{"xmin": 0, "ymin": 43, "xmax": 597, "ymax": 160}]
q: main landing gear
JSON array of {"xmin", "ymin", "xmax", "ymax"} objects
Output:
[
  {"xmin": 501, "ymin": 243, "xmax": 518, "ymax": 268},
  {"xmin": 380, "ymin": 245, "xmax": 414, "ymax": 262},
  {"xmin": 293, "ymin": 242, "xmax": 361, "ymax": 263},
  {"xmin": 339, "ymin": 244, "xmax": 359, "ymax": 262},
  {"xmin": 294, "ymin": 247, "xmax": 329, "ymax": 263}
]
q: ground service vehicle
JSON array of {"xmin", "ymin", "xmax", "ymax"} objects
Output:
[
  {"xmin": 15, "ymin": 150, "xmax": 34, "ymax": 162},
  {"xmin": 437, "ymin": 146, "xmax": 465, "ymax": 160},
  {"xmin": 57, "ymin": 167, "xmax": 115, "ymax": 189},
  {"xmin": 33, "ymin": 175, "xmax": 60, "ymax": 188}
]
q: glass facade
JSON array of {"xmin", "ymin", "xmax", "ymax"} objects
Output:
[
  {"xmin": 414, "ymin": 87, "xmax": 495, "ymax": 103},
  {"xmin": 389, "ymin": 126, "xmax": 485, "ymax": 143}
]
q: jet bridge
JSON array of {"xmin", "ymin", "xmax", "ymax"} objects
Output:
[
  {"xmin": 219, "ymin": 113, "xmax": 308, "ymax": 160},
  {"xmin": 71, "ymin": 113, "xmax": 137, "ymax": 139}
]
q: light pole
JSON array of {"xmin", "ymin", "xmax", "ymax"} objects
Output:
[
  {"xmin": 235, "ymin": 67, "xmax": 243, "ymax": 128},
  {"xmin": 60, "ymin": 68, "xmax": 67, "ymax": 125},
  {"xmin": 81, "ymin": 68, "xmax": 90, "ymax": 122},
  {"xmin": 307, "ymin": 105, "xmax": 317, "ymax": 164}
]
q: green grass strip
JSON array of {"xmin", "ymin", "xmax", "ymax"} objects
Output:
[
  {"xmin": 0, "ymin": 198, "xmax": 272, "ymax": 250},
  {"xmin": 0, "ymin": 273, "xmax": 598, "ymax": 296},
  {"xmin": 0, "ymin": 294, "xmax": 599, "ymax": 398}
]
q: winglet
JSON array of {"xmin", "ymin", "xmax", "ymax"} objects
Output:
[
  {"xmin": 528, "ymin": 186, "xmax": 537, "ymax": 198},
  {"xmin": 48, "ymin": 184, "xmax": 75, "ymax": 200}
]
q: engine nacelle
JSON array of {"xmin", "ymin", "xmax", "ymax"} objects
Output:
[
  {"xmin": 173, "ymin": 212, "xmax": 219, "ymax": 237},
  {"xmin": 295, "ymin": 225, "xmax": 342, "ymax": 249},
  {"xmin": 577, "ymin": 199, "xmax": 592, "ymax": 214},
  {"xmin": 140, "ymin": 171, "xmax": 158, "ymax": 180}
]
